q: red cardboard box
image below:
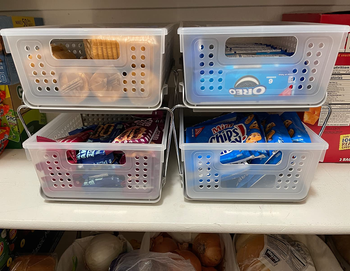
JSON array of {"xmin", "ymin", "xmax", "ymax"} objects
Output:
[{"xmin": 284, "ymin": 12, "xmax": 350, "ymax": 162}]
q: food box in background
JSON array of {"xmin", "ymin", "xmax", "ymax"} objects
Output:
[
  {"xmin": 0, "ymin": 229, "xmax": 63, "ymax": 271},
  {"xmin": 0, "ymin": 84, "xmax": 47, "ymax": 149},
  {"xmin": 284, "ymin": 12, "xmax": 350, "ymax": 163},
  {"xmin": 282, "ymin": 11, "xmax": 350, "ymax": 52},
  {"xmin": 0, "ymin": 15, "xmax": 44, "ymax": 85}
]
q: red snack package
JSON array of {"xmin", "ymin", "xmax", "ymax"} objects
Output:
[
  {"xmin": 0, "ymin": 104, "xmax": 10, "ymax": 118},
  {"xmin": 0, "ymin": 90, "xmax": 5, "ymax": 103},
  {"xmin": 0, "ymin": 126, "xmax": 10, "ymax": 155},
  {"xmin": 112, "ymin": 118, "xmax": 158, "ymax": 144},
  {"xmin": 37, "ymin": 130, "xmax": 93, "ymax": 163}
]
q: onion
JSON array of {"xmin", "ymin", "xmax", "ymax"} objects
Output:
[
  {"xmin": 85, "ymin": 234, "xmax": 126, "ymax": 271},
  {"xmin": 193, "ymin": 233, "xmax": 223, "ymax": 267},
  {"xmin": 150, "ymin": 235, "xmax": 178, "ymax": 253},
  {"xmin": 175, "ymin": 249, "xmax": 202, "ymax": 271},
  {"xmin": 202, "ymin": 267, "xmax": 217, "ymax": 271}
]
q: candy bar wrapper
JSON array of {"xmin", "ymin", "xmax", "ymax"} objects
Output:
[
  {"xmin": 88, "ymin": 123, "xmax": 124, "ymax": 143},
  {"xmin": 76, "ymin": 150, "xmax": 122, "ymax": 164},
  {"xmin": 192, "ymin": 112, "xmax": 238, "ymax": 127},
  {"xmin": 264, "ymin": 114, "xmax": 293, "ymax": 143},
  {"xmin": 68, "ymin": 124, "xmax": 98, "ymax": 136},
  {"xmin": 82, "ymin": 173, "xmax": 125, "ymax": 188},
  {"xmin": 280, "ymin": 112, "xmax": 311, "ymax": 143},
  {"xmin": 113, "ymin": 118, "xmax": 158, "ymax": 144},
  {"xmin": 0, "ymin": 126, "xmax": 10, "ymax": 155},
  {"xmin": 151, "ymin": 118, "xmax": 165, "ymax": 144}
]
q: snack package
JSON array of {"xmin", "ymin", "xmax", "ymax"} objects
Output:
[
  {"xmin": 76, "ymin": 150, "xmax": 122, "ymax": 165},
  {"xmin": 0, "ymin": 90, "xmax": 5, "ymax": 104},
  {"xmin": 235, "ymin": 234, "xmax": 316, "ymax": 271},
  {"xmin": 151, "ymin": 118, "xmax": 165, "ymax": 144},
  {"xmin": 303, "ymin": 107, "xmax": 321, "ymax": 126},
  {"xmin": 0, "ymin": 126, "xmax": 10, "ymax": 155},
  {"xmin": 264, "ymin": 114, "xmax": 293, "ymax": 143},
  {"xmin": 192, "ymin": 112, "xmax": 238, "ymax": 127},
  {"xmin": 0, "ymin": 104, "xmax": 10, "ymax": 119},
  {"xmin": 88, "ymin": 123, "xmax": 124, "ymax": 143},
  {"xmin": 280, "ymin": 112, "xmax": 311, "ymax": 143},
  {"xmin": 113, "ymin": 118, "xmax": 158, "ymax": 144},
  {"xmin": 82, "ymin": 173, "xmax": 125, "ymax": 188},
  {"xmin": 10, "ymin": 254, "xmax": 56, "ymax": 271},
  {"xmin": 68, "ymin": 124, "xmax": 97, "ymax": 136}
]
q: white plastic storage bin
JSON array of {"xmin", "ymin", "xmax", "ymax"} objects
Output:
[
  {"xmin": 1, "ymin": 24, "xmax": 174, "ymax": 110},
  {"xmin": 178, "ymin": 22, "xmax": 349, "ymax": 108},
  {"xmin": 23, "ymin": 112, "xmax": 171, "ymax": 203},
  {"xmin": 179, "ymin": 112, "xmax": 328, "ymax": 201},
  {"xmin": 140, "ymin": 232, "xmax": 235, "ymax": 271}
]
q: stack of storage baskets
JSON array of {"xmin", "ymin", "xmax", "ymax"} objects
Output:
[
  {"xmin": 1, "ymin": 23, "xmax": 175, "ymax": 202},
  {"xmin": 177, "ymin": 22, "xmax": 349, "ymax": 201}
]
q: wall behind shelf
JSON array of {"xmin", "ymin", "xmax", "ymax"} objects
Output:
[{"xmin": 0, "ymin": 1, "xmax": 350, "ymax": 24}]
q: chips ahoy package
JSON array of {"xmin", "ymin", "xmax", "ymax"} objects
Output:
[
  {"xmin": 264, "ymin": 114, "xmax": 293, "ymax": 143},
  {"xmin": 280, "ymin": 112, "xmax": 311, "ymax": 143}
]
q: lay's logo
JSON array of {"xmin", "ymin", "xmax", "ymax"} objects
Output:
[
  {"xmin": 0, "ymin": 242, "xmax": 4, "ymax": 257},
  {"xmin": 209, "ymin": 123, "xmax": 247, "ymax": 143}
]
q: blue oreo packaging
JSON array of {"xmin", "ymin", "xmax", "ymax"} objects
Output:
[
  {"xmin": 280, "ymin": 112, "xmax": 311, "ymax": 143},
  {"xmin": 264, "ymin": 114, "xmax": 293, "ymax": 143}
]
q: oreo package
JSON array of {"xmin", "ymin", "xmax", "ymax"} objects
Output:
[
  {"xmin": 280, "ymin": 112, "xmax": 311, "ymax": 143},
  {"xmin": 264, "ymin": 114, "xmax": 293, "ymax": 143}
]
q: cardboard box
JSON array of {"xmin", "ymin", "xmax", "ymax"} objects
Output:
[
  {"xmin": 284, "ymin": 12, "xmax": 350, "ymax": 162},
  {"xmin": 282, "ymin": 12, "xmax": 350, "ymax": 52},
  {"xmin": 0, "ymin": 15, "xmax": 44, "ymax": 85},
  {"xmin": 0, "ymin": 84, "xmax": 47, "ymax": 149}
]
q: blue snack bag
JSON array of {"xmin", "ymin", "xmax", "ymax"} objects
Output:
[
  {"xmin": 280, "ymin": 112, "xmax": 311, "ymax": 143},
  {"xmin": 77, "ymin": 150, "xmax": 120, "ymax": 164},
  {"xmin": 88, "ymin": 123, "xmax": 124, "ymax": 143},
  {"xmin": 68, "ymin": 124, "xmax": 98, "ymax": 136},
  {"xmin": 264, "ymin": 114, "xmax": 293, "ymax": 143},
  {"xmin": 192, "ymin": 112, "xmax": 238, "ymax": 127}
]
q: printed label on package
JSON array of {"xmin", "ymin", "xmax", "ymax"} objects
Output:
[
  {"xmin": 318, "ymin": 105, "xmax": 350, "ymax": 126},
  {"xmin": 340, "ymin": 134, "xmax": 350, "ymax": 151}
]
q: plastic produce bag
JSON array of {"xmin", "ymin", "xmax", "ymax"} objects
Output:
[{"xmin": 109, "ymin": 251, "xmax": 196, "ymax": 271}]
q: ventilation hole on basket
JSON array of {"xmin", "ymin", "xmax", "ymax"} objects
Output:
[
  {"xmin": 144, "ymin": 162, "xmax": 148, "ymax": 166},
  {"xmin": 300, "ymin": 77, "xmax": 305, "ymax": 82},
  {"xmin": 132, "ymin": 88, "xmax": 136, "ymax": 92},
  {"xmin": 293, "ymin": 68, "xmax": 298, "ymax": 74},
  {"xmin": 289, "ymin": 168, "xmax": 294, "ymax": 172},
  {"xmin": 295, "ymin": 174, "xmax": 300, "ymax": 178},
  {"xmin": 128, "ymin": 173, "xmax": 132, "ymax": 177},
  {"xmin": 51, "ymin": 71, "xmax": 55, "ymax": 76},
  {"xmin": 207, "ymin": 185, "xmax": 211, "ymax": 189},
  {"xmin": 131, "ymin": 55, "xmax": 136, "ymax": 60},
  {"xmin": 218, "ymin": 86, "xmax": 222, "ymax": 90},
  {"xmin": 209, "ymin": 86, "xmax": 214, "ymax": 90},
  {"xmin": 135, "ymin": 162, "xmax": 140, "ymax": 166},
  {"xmin": 131, "ymin": 63, "xmax": 136, "ymax": 68},
  {"xmin": 200, "ymin": 45, "xmax": 204, "ymax": 50},
  {"xmin": 304, "ymin": 60, "xmax": 310, "ymax": 66},
  {"xmin": 198, "ymin": 155, "xmax": 202, "ymax": 159},
  {"xmin": 135, "ymin": 168, "xmax": 139, "ymax": 172},
  {"xmin": 207, "ymin": 155, "xmax": 211, "ymax": 159},
  {"xmin": 298, "ymin": 85, "xmax": 303, "ymax": 90},
  {"xmin": 319, "ymin": 42, "xmax": 324, "ymax": 49},
  {"xmin": 314, "ymin": 60, "xmax": 319, "ymax": 66},
  {"xmin": 30, "ymin": 63, "xmax": 35, "ymax": 68},
  {"xmin": 132, "ymin": 80, "xmax": 136, "ymax": 85},
  {"xmin": 218, "ymin": 70, "xmax": 223, "ymax": 74},
  {"xmin": 141, "ymin": 55, "xmax": 145, "ymax": 60},
  {"xmin": 209, "ymin": 44, "xmax": 214, "ymax": 49},
  {"xmin": 287, "ymin": 174, "xmax": 292, "ymax": 178},
  {"xmin": 59, "ymin": 178, "xmax": 64, "ymax": 182},
  {"xmin": 123, "ymin": 88, "xmax": 127, "ymax": 92},
  {"xmin": 143, "ymin": 174, "xmax": 147, "ymax": 178},
  {"xmin": 209, "ymin": 53, "xmax": 213, "ymax": 58},
  {"xmin": 128, "ymin": 185, "xmax": 132, "ymax": 189},
  {"xmin": 54, "ymin": 161, "xmax": 59, "ymax": 165},
  {"xmin": 208, "ymin": 78, "xmax": 213, "ymax": 83},
  {"xmin": 56, "ymin": 167, "xmax": 60, "ymax": 171},
  {"xmin": 294, "ymin": 180, "xmax": 298, "ymax": 184},
  {"xmin": 308, "ymin": 43, "xmax": 314, "ymax": 48},
  {"xmin": 141, "ymin": 64, "xmax": 145, "ymax": 69},
  {"xmin": 312, "ymin": 68, "xmax": 317, "ymax": 74},
  {"xmin": 286, "ymin": 180, "xmax": 290, "ymax": 184},
  {"xmin": 50, "ymin": 173, "xmax": 54, "ymax": 176},
  {"xmin": 135, "ymin": 180, "xmax": 139, "ymax": 183},
  {"xmin": 39, "ymin": 63, "xmax": 44, "ymax": 68},
  {"xmin": 131, "ymin": 72, "xmax": 136, "ymax": 77},
  {"xmin": 143, "ymin": 180, "xmax": 147, "ymax": 184},
  {"xmin": 307, "ymin": 85, "xmax": 312, "ymax": 90},
  {"xmin": 302, "ymin": 69, "xmax": 308, "ymax": 74},
  {"xmin": 209, "ymin": 62, "xmax": 214, "ymax": 66},
  {"xmin": 25, "ymin": 45, "xmax": 30, "ymax": 51},
  {"xmin": 131, "ymin": 46, "xmax": 135, "ymax": 51},
  {"xmin": 51, "ymin": 178, "xmax": 56, "ymax": 182},
  {"xmin": 277, "ymin": 179, "xmax": 282, "ymax": 184},
  {"xmin": 57, "ymin": 172, "xmax": 62, "ymax": 176},
  {"xmin": 121, "ymin": 72, "xmax": 127, "ymax": 77},
  {"xmin": 218, "ymin": 78, "xmax": 223, "ymax": 82},
  {"xmin": 135, "ymin": 156, "xmax": 139, "ymax": 160},
  {"xmin": 53, "ymin": 79, "xmax": 57, "ymax": 84},
  {"xmin": 143, "ymin": 168, "xmax": 148, "ymax": 172},
  {"xmin": 309, "ymin": 77, "xmax": 315, "ymax": 82},
  {"xmin": 276, "ymin": 185, "xmax": 281, "ymax": 189},
  {"xmin": 54, "ymin": 87, "xmax": 59, "ymax": 91},
  {"xmin": 46, "ymin": 161, "xmax": 51, "ymax": 165},
  {"xmin": 206, "ymin": 161, "xmax": 210, "ymax": 166},
  {"xmin": 198, "ymin": 179, "xmax": 203, "ymax": 183},
  {"xmin": 206, "ymin": 178, "xmax": 210, "ymax": 182},
  {"xmin": 68, "ymin": 184, "xmax": 73, "ymax": 188},
  {"xmin": 198, "ymin": 161, "xmax": 202, "ymax": 166},
  {"xmin": 199, "ymin": 185, "xmax": 204, "ymax": 189},
  {"xmin": 207, "ymin": 173, "xmax": 211, "ymax": 178},
  {"xmin": 279, "ymin": 173, "xmax": 283, "ymax": 177},
  {"xmin": 141, "ymin": 72, "xmax": 145, "ymax": 76},
  {"xmin": 299, "ymin": 162, "xmax": 304, "ymax": 166},
  {"xmin": 200, "ymin": 62, "xmax": 204, "ymax": 67},
  {"xmin": 67, "ymin": 178, "xmax": 71, "ymax": 182},
  {"xmin": 53, "ymin": 184, "xmax": 58, "ymax": 188},
  {"xmin": 201, "ymin": 86, "xmax": 205, "ymax": 90},
  {"xmin": 127, "ymin": 179, "xmax": 132, "ymax": 183},
  {"xmin": 48, "ymin": 166, "xmax": 52, "ymax": 170},
  {"xmin": 32, "ymin": 71, "xmax": 38, "ymax": 76},
  {"xmin": 200, "ymin": 70, "xmax": 204, "ymax": 75},
  {"xmin": 306, "ymin": 51, "xmax": 312, "ymax": 57},
  {"xmin": 123, "ymin": 80, "xmax": 127, "ymax": 85},
  {"xmin": 44, "ymin": 79, "xmax": 48, "ymax": 84},
  {"xmin": 46, "ymin": 87, "xmax": 50, "ymax": 91},
  {"xmin": 37, "ymin": 54, "xmax": 42, "ymax": 60},
  {"xmin": 284, "ymin": 186, "xmax": 288, "ymax": 189},
  {"xmin": 291, "ymin": 161, "xmax": 295, "ymax": 166},
  {"xmin": 35, "ymin": 79, "xmax": 40, "ymax": 84},
  {"xmin": 316, "ymin": 51, "xmax": 322, "ymax": 57},
  {"xmin": 198, "ymin": 167, "xmax": 203, "ymax": 171},
  {"xmin": 200, "ymin": 78, "xmax": 204, "ymax": 83},
  {"xmin": 135, "ymin": 174, "xmax": 140, "ymax": 178},
  {"xmin": 297, "ymin": 168, "xmax": 302, "ymax": 172},
  {"xmin": 301, "ymin": 155, "xmax": 306, "ymax": 160},
  {"xmin": 27, "ymin": 54, "xmax": 33, "ymax": 60},
  {"xmin": 141, "ymin": 46, "xmax": 146, "ymax": 51}
]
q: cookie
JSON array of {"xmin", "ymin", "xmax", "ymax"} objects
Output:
[
  {"xmin": 90, "ymin": 70, "xmax": 123, "ymax": 103},
  {"xmin": 246, "ymin": 132, "xmax": 262, "ymax": 143},
  {"xmin": 249, "ymin": 121, "xmax": 259, "ymax": 130},
  {"xmin": 84, "ymin": 38, "xmax": 120, "ymax": 59},
  {"xmin": 265, "ymin": 122, "xmax": 276, "ymax": 133},
  {"xmin": 60, "ymin": 72, "xmax": 90, "ymax": 104},
  {"xmin": 245, "ymin": 114, "xmax": 254, "ymax": 124},
  {"xmin": 283, "ymin": 119, "xmax": 293, "ymax": 128},
  {"xmin": 266, "ymin": 130, "xmax": 276, "ymax": 141},
  {"xmin": 288, "ymin": 129, "xmax": 295, "ymax": 137}
]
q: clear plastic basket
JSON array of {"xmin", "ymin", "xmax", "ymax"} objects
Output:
[
  {"xmin": 179, "ymin": 111, "xmax": 328, "ymax": 202},
  {"xmin": 23, "ymin": 111, "xmax": 171, "ymax": 203},
  {"xmin": 178, "ymin": 22, "xmax": 349, "ymax": 108},
  {"xmin": 1, "ymin": 23, "xmax": 174, "ymax": 111}
]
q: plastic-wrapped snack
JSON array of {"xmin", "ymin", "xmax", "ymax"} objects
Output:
[
  {"xmin": 88, "ymin": 123, "xmax": 124, "ymax": 143},
  {"xmin": 192, "ymin": 112, "xmax": 238, "ymax": 127},
  {"xmin": 264, "ymin": 114, "xmax": 292, "ymax": 143},
  {"xmin": 0, "ymin": 126, "xmax": 10, "ymax": 156},
  {"xmin": 68, "ymin": 124, "xmax": 98, "ymax": 136},
  {"xmin": 151, "ymin": 118, "xmax": 165, "ymax": 144},
  {"xmin": 82, "ymin": 173, "xmax": 125, "ymax": 188},
  {"xmin": 76, "ymin": 150, "xmax": 122, "ymax": 164},
  {"xmin": 0, "ymin": 104, "xmax": 10, "ymax": 118},
  {"xmin": 113, "ymin": 118, "xmax": 158, "ymax": 144},
  {"xmin": 280, "ymin": 112, "xmax": 311, "ymax": 143}
]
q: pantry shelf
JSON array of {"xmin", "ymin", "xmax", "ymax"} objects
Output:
[{"xmin": 1, "ymin": 148, "xmax": 350, "ymax": 234}]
